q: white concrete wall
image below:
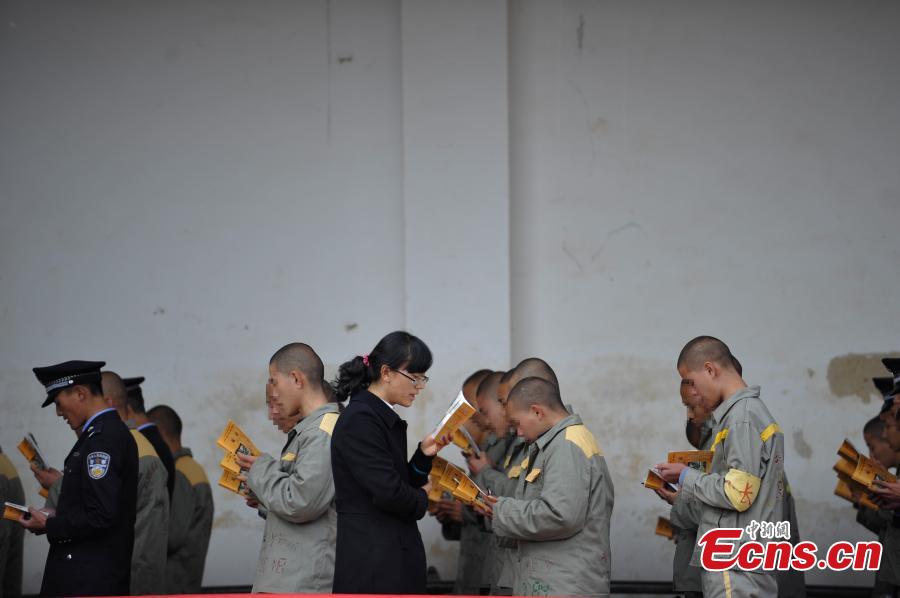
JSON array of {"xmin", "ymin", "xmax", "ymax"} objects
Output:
[
  {"xmin": 0, "ymin": 0, "xmax": 898, "ymax": 592},
  {"xmin": 509, "ymin": 0, "xmax": 900, "ymax": 588}
]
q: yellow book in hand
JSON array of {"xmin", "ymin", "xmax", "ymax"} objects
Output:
[
  {"xmin": 218, "ymin": 469, "xmax": 249, "ymax": 495},
  {"xmin": 18, "ymin": 434, "xmax": 48, "ymax": 470},
  {"xmin": 220, "ymin": 451, "xmax": 243, "ymax": 474},
  {"xmin": 667, "ymin": 450, "xmax": 714, "ymax": 473},
  {"xmin": 216, "ymin": 420, "xmax": 260, "ymax": 456},
  {"xmin": 3, "ymin": 502, "xmax": 28, "ymax": 522},
  {"xmin": 431, "ymin": 391, "xmax": 476, "ymax": 443},
  {"xmin": 643, "ymin": 468, "xmax": 676, "ymax": 492}
]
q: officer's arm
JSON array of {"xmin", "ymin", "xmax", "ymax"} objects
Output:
[
  {"xmin": 681, "ymin": 421, "xmax": 774, "ymax": 513},
  {"xmin": 44, "ymin": 476, "xmax": 63, "ymax": 510},
  {"xmin": 492, "ymin": 443, "xmax": 590, "ymax": 542},
  {"xmin": 247, "ymin": 430, "xmax": 334, "ymax": 523},
  {"xmin": 336, "ymin": 411, "xmax": 428, "ymax": 520},
  {"xmin": 167, "ymin": 472, "xmax": 193, "ymax": 554},
  {"xmin": 46, "ymin": 437, "xmax": 125, "ymax": 542}
]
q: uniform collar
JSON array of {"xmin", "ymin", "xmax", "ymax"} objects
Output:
[
  {"xmin": 81, "ymin": 407, "xmax": 117, "ymax": 433},
  {"xmin": 293, "ymin": 402, "xmax": 340, "ymax": 435},
  {"xmin": 711, "ymin": 385, "xmax": 761, "ymax": 425},
  {"xmin": 355, "ymin": 389, "xmax": 402, "ymax": 428},
  {"xmin": 136, "ymin": 422, "xmax": 157, "ymax": 432},
  {"xmin": 534, "ymin": 413, "xmax": 582, "ymax": 452}
]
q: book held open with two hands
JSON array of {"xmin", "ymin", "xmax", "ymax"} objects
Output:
[
  {"xmin": 428, "ymin": 456, "xmax": 490, "ymax": 510},
  {"xmin": 833, "ymin": 439, "xmax": 893, "ymax": 511},
  {"xmin": 17, "ymin": 434, "xmax": 50, "ymax": 499}
]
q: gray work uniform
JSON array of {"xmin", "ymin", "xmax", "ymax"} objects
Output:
[
  {"xmin": 165, "ymin": 448, "xmax": 214, "ymax": 594},
  {"xmin": 130, "ymin": 429, "xmax": 170, "ymax": 596},
  {"xmin": 777, "ymin": 478, "xmax": 806, "ymax": 597},
  {"xmin": 487, "ymin": 436, "xmax": 529, "ymax": 593},
  {"xmin": 679, "ymin": 386, "xmax": 783, "ymax": 598},
  {"xmin": 669, "ymin": 421, "xmax": 714, "ymax": 595},
  {"xmin": 247, "ymin": 404, "xmax": 339, "ymax": 593},
  {"xmin": 0, "ymin": 450, "xmax": 25, "ymax": 598},
  {"xmin": 856, "ymin": 505, "xmax": 897, "ymax": 597},
  {"xmin": 492, "ymin": 415, "xmax": 614, "ymax": 597},
  {"xmin": 455, "ymin": 433, "xmax": 510, "ymax": 594}
]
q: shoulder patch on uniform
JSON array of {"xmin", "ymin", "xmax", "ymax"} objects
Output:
[
  {"xmin": 319, "ymin": 412, "xmax": 339, "ymax": 436},
  {"xmin": 525, "ymin": 468, "xmax": 542, "ymax": 483},
  {"xmin": 503, "ymin": 453, "xmax": 512, "ymax": 468},
  {"xmin": 87, "ymin": 452, "xmax": 111, "ymax": 479},
  {"xmin": 760, "ymin": 423, "xmax": 780, "ymax": 442},
  {"xmin": 130, "ymin": 429, "xmax": 160, "ymax": 459},
  {"xmin": 711, "ymin": 428, "xmax": 729, "ymax": 453},
  {"xmin": 281, "ymin": 452, "xmax": 297, "ymax": 462},
  {"xmin": 564, "ymin": 424, "xmax": 602, "ymax": 459},
  {"xmin": 176, "ymin": 456, "xmax": 210, "ymax": 486},
  {"xmin": 0, "ymin": 454, "xmax": 19, "ymax": 480}
]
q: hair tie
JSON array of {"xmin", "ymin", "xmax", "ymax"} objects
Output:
[{"xmin": 362, "ymin": 354, "xmax": 370, "ymax": 367}]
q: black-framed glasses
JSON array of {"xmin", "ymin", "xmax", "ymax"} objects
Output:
[{"xmin": 393, "ymin": 369, "xmax": 429, "ymax": 386}]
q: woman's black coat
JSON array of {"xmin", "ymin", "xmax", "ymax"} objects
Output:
[{"xmin": 331, "ymin": 389, "xmax": 434, "ymax": 594}]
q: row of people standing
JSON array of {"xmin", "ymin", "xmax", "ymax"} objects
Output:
[{"xmin": 8, "ymin": 361, "xmax": 212, "ymax": 597}]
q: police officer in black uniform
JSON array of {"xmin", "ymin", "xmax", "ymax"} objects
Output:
[{"xmin": 19, "ymin": 360, "xmax": 138, "ymax": 597}]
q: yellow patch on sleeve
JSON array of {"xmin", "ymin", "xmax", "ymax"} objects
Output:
[
  {"xmin": 760, "ymin": 423, "xmax": 781, "ymax": 442},
  {"xmin": 0, "ymin": 454, "xmax": 19, "ymax": 480},
  {"xmin": 711, "ymin": 428, "xmax": 730, "ymax": 453},
  {"xmin": 319, "ymin": 412, "xmax": 339, "ymax": 436},
  {"xmin": 281, "ymin": 452, "xmax": 296, "ymax": 462},
  {"xmin": 724, "ymin": 468, "xmax": 761, "ymax": 512},
  {"xmin": 507, "ymin": 465, "xmax": 522, "ymax": 479},
  {"xmin": 525, "ymin": 468, "xmax": 542, "ymax": 483},
  {"xmin": 503, "ymin": 454, "xmax": 512, "ymax": 468},
  {"xmin": 564, "ymin": 425, "xmax": 602, "ymax": 459}
]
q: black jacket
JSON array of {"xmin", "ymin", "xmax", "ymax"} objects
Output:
[
  {"xmin": 138, "ymin": 422, "xmax": 175, "ymax": 498},
  {"xmin": 42, "ymin": 409, "xmax": 138, "ymax": 597},
  {"xmin": 331, "ymin": 390, "xmax": 433, "ymax": 594}
]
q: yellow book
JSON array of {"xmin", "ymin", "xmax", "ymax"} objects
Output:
[
  {"xmin": 216, "ymin": 420, "xmax": 260, "ymax": 456},
  {"xmin": 219, "ymin": 451, "xmax": 243, "ymax": 474},
  {"xmin": 837, "ymin": 439, "xmax": 860, "ymax": 462},
  {"xmin": 851, "ymin": 454, "xmax": 897, "ymax": 488},
  {"xmin": 431, "ymin": 391, "xmax": 476, "ymax": 443},
  {"xmin": 667, "ymin": 450, "xmax": 714, "ymax": 473},
  {"xmin": 17, "ymin": 434, "xmax": 48, "ymax": 470},
  {"xmin": 3, "ymin": 502, "xmax": 28, "ymax": 522},
  {"xmin": 655, "ymin": 516, "xmax": 674, "ymax": 539},
  {"xmin": 643, "ymin": 468, "xmax": 675, "ymax": 492},
  {"xmin": 217, "ymin": 469, "xmax": 249, "ymax": 495}
]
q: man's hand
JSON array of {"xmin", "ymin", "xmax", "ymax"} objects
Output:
[
  {"xmin": 475, "ymin": 495, "xmax": 498, "ymax": 519},
  {"xmin": 654, "ymin": 487, "xmax": 678, "ymax": 505},
  {"xmin": 871, "ymin": 480, "xmax": 900, "ymax": 508},
  {"xmin": 435, "ymin": 499, "xmax": 464, "ymax": 523},
  {"xmin": 655, "ymin": 462, "xmax": 687, "ymax": 484},
  {"xmin": 31, "ymin": 465, "xmax": 61, "ymax": 490},
  {"xmin": 235, "ymin": 453, "xmax": 258, "ymax": 471},
  {"xmin": 244, "ymin": 496, "xmax": 260, "ymax": 509},
  {"xmin": 466, "ymin": 451, "xmax": 493, "ymax": 475},
  {"xmin": 20, "ymin": 507, "xmax": 53, "ymax": 534},
  {"xmin": 421, "ymin": 435, "xmax": 451, "ymax": 457}
]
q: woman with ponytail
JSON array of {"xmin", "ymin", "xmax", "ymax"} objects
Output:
[{"xmin": 330, "ymin": 331, "xmax": 448, "ymax": 594}]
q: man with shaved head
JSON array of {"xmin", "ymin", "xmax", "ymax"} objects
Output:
[
  {"xmin": 481, "ymin": 377, "xmax": 614, "ymax": 596},
  {"xmin": 101, "ymin": 371, "xmax": 170, "ymax": 596},
  {"xmin": 147, "ymin": 404, "xmax": 213, "ymax": 594},
  {"xmin": 656, "ymin": 336, "xmax": 784, "ymax": 598},
  {"xmin": 234, "ymin": 343, "xmax": 339, "ymax": 593}
]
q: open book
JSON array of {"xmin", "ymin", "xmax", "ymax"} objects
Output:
[
  {"xmin": 667, "ymin": 450, "xmax": 714, "ymax": 474},
  {"xmin": 216, "ymin": 421, "xmax": 260, "ymax": 498},
  {"xmin": 431, "ymin": 391, "xmax": 476, "ymax": 443},
  {"xmin": 430, "ymin": 456, "xmax": 489, "ymax": 510},
  {"xmin": 451, "ymin": 426, "xmax": 482, "ymax": 457},
  {"xmin": 643, "ymin": 467, "xmax": 677, "ymax": 492},
  {"xmin": 18, "ymin": 434, "xmax": 51, "ymax": 498},
  {"xmin": 832, "ymin": 438, "xmax": 893, "ymax": 511}
]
